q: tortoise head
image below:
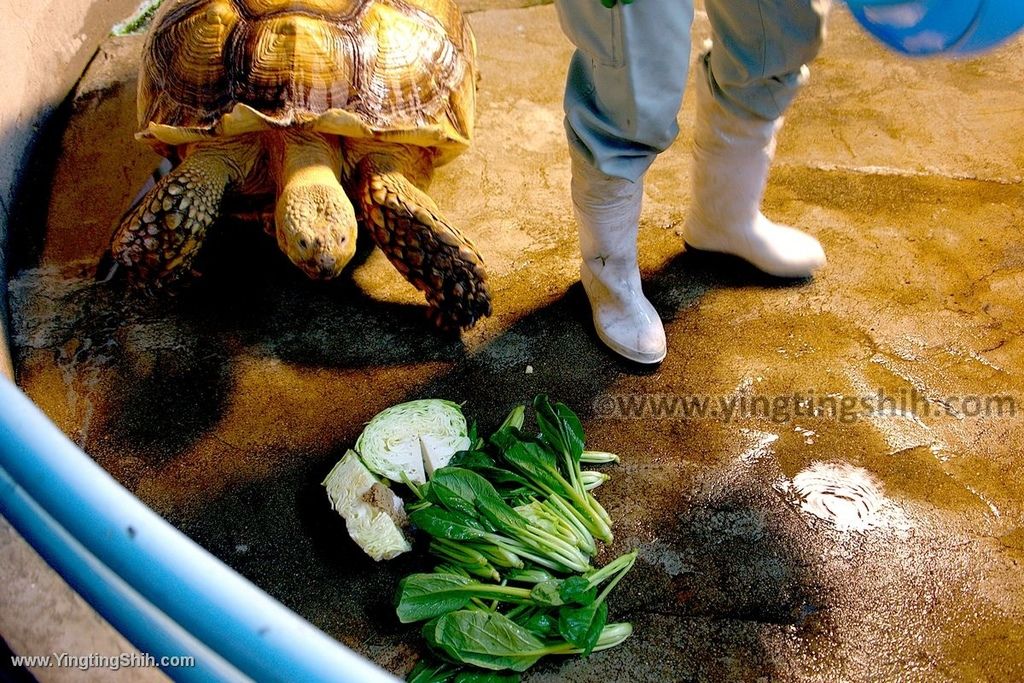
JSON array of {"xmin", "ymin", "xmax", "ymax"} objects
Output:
[{"xmin": 275, "ymin": 182, "xmax": 358, "ymax": 280}]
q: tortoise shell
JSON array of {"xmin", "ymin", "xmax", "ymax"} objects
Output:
[{"xmin": 137, "ymin": 0, "xmax": 476, "ymax": 163}]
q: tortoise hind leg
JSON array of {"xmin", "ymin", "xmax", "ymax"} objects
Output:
[
  {"xmin": 109, "ymin": 137, "xmax": 258, "ymax": 288},
  {"xmin": 353, "ymin": 148, "xmax": 492, "ymax": 330}
]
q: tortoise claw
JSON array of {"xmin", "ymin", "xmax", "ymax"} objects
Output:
[{"xmin": 95, "ymin": 249, "xmax": 122, "ymax": 284}]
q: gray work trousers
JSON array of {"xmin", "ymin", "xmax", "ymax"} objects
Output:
[{"xmin": 556, "ymin": 0, "xmax": 831, "ymax": 181}]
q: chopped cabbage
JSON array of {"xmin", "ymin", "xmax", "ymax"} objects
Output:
[
  {"xmin": 323, "ymin": 450, "xmax": 411, "ymax": 561},
  {"xmin": 421, "ymin": 433, "xmax": 472, "ymax": 478},
  {"xmin": 356, "ymin": 399, "xmax": 468, "ymax": 484}
]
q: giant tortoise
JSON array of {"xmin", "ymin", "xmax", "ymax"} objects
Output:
[{"xmin": 109, "ymin": 0, "xmax": 491, "ymax": 329}]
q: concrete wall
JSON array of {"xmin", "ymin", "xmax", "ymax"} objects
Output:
[
  {"xmin": 0, "ymin": 0, "xmax": 140, "ymax": 379},
  {"xmin": 0, "ymin": 2, "xmax": 166, "ymax": 680}
]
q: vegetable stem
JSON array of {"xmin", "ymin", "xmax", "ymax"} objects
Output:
[
  {"xmin": 580, "ymin": 450, "xmax": 620, "ymax": 464},
  {"xmin": 544, "ymin": 623, "xmax": 633, "ymax": 654}
]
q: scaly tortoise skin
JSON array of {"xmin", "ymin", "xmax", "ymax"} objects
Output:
[{"xmin": 110, "ymin": 0, "xmax": 491, "ymax": 330}]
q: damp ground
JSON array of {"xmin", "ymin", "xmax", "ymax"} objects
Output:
[{"xmin": 7, "ymin": 3, "xmax": 1024, "ymax": 681}]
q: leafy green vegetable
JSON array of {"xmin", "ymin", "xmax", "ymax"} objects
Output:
[
  {"xmin": 580, "ymin": 450, "xmax": 620, "ymax": 464},
  {"xmin": 498, "ymin": 405, "xmax": 526, "ymax": 433},
  {"xmin": 406, "ymin": 658, "xmax": 522, "ymax": 683},
  {"xmin": 429, "ymin": 609, "xmax": 633, "ymax": 671},
  {"xmin": 397, "ymin": 573, "xmax": 533, "ymax": 623},
  {"xmin": 557, "ymin": 576, "xmax": 597, "ymax": 605},
  {"xmin": 407, "ymin": 659, "xmax": 457, "ymax": 683},
  {"xmin": 534, "ymin": 395, "xmax": 585, "ymax": 467},
  {"xmin": 517, "ymin": 611, "xmax": 557, "ymax": 638},
  {"xmin": 379, "ymin": 396, "xmax": 635, "ymax": 679},
  {"xmin": 420, "ymin": 468, "xmax": 592, "ymax": 574},
  {"xmin": 527, "ymin": 577, "xmax": 595, "ymax": 607},
  {"xmin": 430, "ymin": 468, "xmax": 503, "ymax": 517},
  {"xmin": 557, "ymin": 622, "xmax": 633, "ymax": 654},
  {"xmin": 493, "ymin": 435, "xmax": 612, "ymax": 544},
  {"xmin": 410, "ymin": 507, "xmax": 488, "ymax": 541},
  {"xmin": 527, "ymin": 580, "xmax": 564, "ymax": 607},
  {"xmin": 557, "ymin": 551, "xmax": 637, "ymax": 655},
  {"xmin": 580, "ymin": 470, "xmax": 609, "ymax": 490},
  {"xmin": 449, "ymin": 450, "xmax": 497, "ymax": 470},
  {"xmin": 558, "ymin": 602, "xmax": 609, "ymax": 656},
  {"xmin": 430, "ymin": 610, "xmax": 546, "ymax": 672},
  {"xmin": 503, "ymin": 568, "xmax": 554, "ymax": 584}
]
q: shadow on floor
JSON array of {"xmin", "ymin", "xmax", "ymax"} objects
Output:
[{"xmin": 10, "ymin": 206, "xmax": 828, "ymax": 679}]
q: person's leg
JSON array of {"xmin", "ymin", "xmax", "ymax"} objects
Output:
[
  {"xmin": 683, "ymin": 0, "xmax": 830, "ymax": 277},
  {"xmin": 557, "ymin": 0, "xmax": 694, "ymax": 363}
]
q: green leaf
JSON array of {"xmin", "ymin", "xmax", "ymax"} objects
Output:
[
  {"xmin": 521, "ymin": 613, "xmax": 557, "ymax": 638},
  {"xmin": 396, "ymin": 573, "xmax": 477, "ymax": 623},
  {"xmin": 410, "ymin": 507, "xmax": 487, "ymax": 541},
  {"xmin": 528, "ymin": 580, "xmax": 564, "ymax": 607},
  {"xmin": 422, "ymin": 616, "xmax": 449, "ymax": 656},
  {"xmin": 433, "ymin": 610, "xmax": 546, "ymax": 672},
  {"xmin": 431, "ymin": 468, "xmax": 500, "ymax": 511},
  {"xmin": 533, "ymin": 395, "xmax": 584, "ymax": 464},
  {"xmin": 445, "ymin": 459, "xmax": 534, "ymax": 501},
  {"xmin": 435, "ymin": 563, "xmax": 472, "ymax": 578},
  {"xmin": 428, "ymin": 469, "xmax": 484, "ymax": 517},
  {"xmin": 527, "ymin": 576, "xmax": 595, "ymax": 608},
  {"xmin": 558, "ymin": 602, "xmax": 608, "ymax": 656},
  {"xmin": 558, "ymin": 576, "xmax": 596, "ymax": 606},
  {"xmin": 477, "ymin": 495, "xmax": 530, "ymax": 536},
  {"xmin": 554, "ymin": 402, "xmax": 586, "ymax": 462},
  {"xmin": 467, "ymin": 420, "xmax": 481, "ymax": 449},
  {"xmin": 497, "ymin": 440, "xmax": 564, "ymax": 494},
  {"xmin": 498, "ymin": 486, "xmax": 536, "ymax": 504},
  {"xmin": 406, "ymin": 658, "xmax": 457, "ymax": 682},
  {"xmin": 449, "ymin": 450, "xmax": 496, "ymax": 470},
  {"xmin": 476, "ymin": 467, "xmax": 532, "ymax": 490},
  {"xmin": 431, "ymin": 469, "xmax": 532, "ymax": 537}
]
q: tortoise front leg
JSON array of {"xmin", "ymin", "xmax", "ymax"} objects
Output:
[
  {"xmin": 352, "ymin": 145, "xmax": 492, "ymax": 331},
  {"xmin": 109, "ymin": 137, "xmax": 258, "ymax": 288}
]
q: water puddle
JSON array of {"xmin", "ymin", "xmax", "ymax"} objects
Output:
[{"xmin": 776, "ymin": 462, "xmax": 911, "ymax": 533}]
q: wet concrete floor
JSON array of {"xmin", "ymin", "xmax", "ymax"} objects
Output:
[{"xmin": 7, "ymin": 3, "xmax": 1024, "ymax": 681}]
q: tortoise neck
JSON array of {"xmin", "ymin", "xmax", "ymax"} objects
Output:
[{"xmin": 270, "ymin": 130, "xmax": 342, "ymax": 191}]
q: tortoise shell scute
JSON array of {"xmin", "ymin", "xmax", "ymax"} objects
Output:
[{"xmin": 138, "ymin": 0, "xmax": 476, "ymax": 153}]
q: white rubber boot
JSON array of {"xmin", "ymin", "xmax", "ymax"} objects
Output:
[
  {"xmin": 572, "ymin": 153, "xmax": 666, "ymax": 364},
  {"xmin": 683, "ymin": 55, "xmax": 826, "ymax": 278}
]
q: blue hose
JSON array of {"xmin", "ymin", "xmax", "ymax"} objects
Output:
[
  {"xmin": 0, "ymin": 378, "xmax": 399, "ymax": 683},
  {"xmin": 1, "ymin": 466, "xmax": 246, "ymax": 681}
]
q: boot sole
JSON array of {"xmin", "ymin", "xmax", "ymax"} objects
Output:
[
  {"xmin": 592, "ymin": 317, "xmax": 667, "ymax": 365},
  {"xmin": 683, "ymin": 240, "xmax": 824, "ymax": 279}
]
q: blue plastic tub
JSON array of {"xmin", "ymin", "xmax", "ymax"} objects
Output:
[
  {"xmin": 0, "ymin": 378, "xmax": 399, "ymax": 682},
  {"xmin": 846, "ymin": 0, "xmax": 1024, "ymax": 55}
]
